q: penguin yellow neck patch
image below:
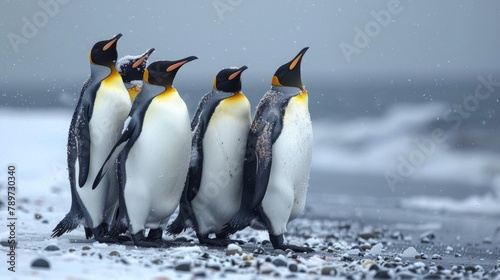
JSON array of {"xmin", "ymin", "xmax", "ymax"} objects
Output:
[
  {"xmin": 128, "ymin": 86, "xmax": 141, "ymax": 102},
  {"xmin": 155, "ymin": 86, "xmax": 177, "ymax": 101},
  {"xmin": 292, "ymin": 90, "xmax": 308, "ymax": 108}
]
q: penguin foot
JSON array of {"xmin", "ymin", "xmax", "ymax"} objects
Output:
[
  {"xmin": 145, "ymin": 228, "xmax": 163, "ymax": 242},
  {"xmin": 200, "ymin": 238, "xmax": 244, "ymax": 247},
  {"xmin": 94, "ymin": 236, "xmax": 121, "ymax": 244},
  {"xmin": 131, "ymin": 232, "xmax": 162, "ymax": 248},
  {"xmin": 116, "ymin": 235, "xmax": 132, "ymax": 242},
  {"xmin": 198, "ymin": 233, "xmax": 245, "ymax": 247},
  {"xmin": 269, "ymin": 234, "xmax": 314, "ymax": 253},
  {"xmin": 91, "ymin": 224, "xmax": 121, "ymax": 243}
]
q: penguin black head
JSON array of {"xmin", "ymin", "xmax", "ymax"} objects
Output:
[
  {"xmin": 117, "ymin": 48, "xmax": 155, "ymax": 83},
  {"xmin": 214, "ymin": 66, "xmax": 248, "ymax": 93},
  {"xmin": 272, "ymin": 47, "xmax": 309, "ymax": 90},
  {"xmin": 89, "ymin": 33, "xmax": 122, "ymax": 67},
  {"xmin": 144, "ymin": 56, "xmax": 198, "ymax": 87}
]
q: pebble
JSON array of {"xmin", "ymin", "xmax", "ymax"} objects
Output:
[
  {"xmin": 108, "ymin": 251, "xmax": 120, "ymax": 257},
  {"xmin": 193, "ymin": 268, "xmax": 206, "ymax": 277},
  {"xmin": 31, "ymin": 258, "xmax": 50, "ymax": 269},
  {"xmin": 431, "ymin": 254, "xmax": 442, "ymax": 260},
  {"xmin": 34, "ymin": 213, "xmax": 42, "ymax": 220},
  {"xmin": 260, "ymin": 262, "xmax": 276, "ymax": 274},
  {"xmin": 175, "ymin": 261, "xmax": 191, "ymax": 272},
  {"xmin": 455, "ymin": 253, "xmax": 462, "ymax": 258},
  {"xmin": 253, "ymin": 247, "xmax": 265, "ymax": 254},
  {"xmin": 206, "ymin": 261, "xmax": 221, "ymax": 271},
  {"xmin": 151, "ymin": 259, "xmax": 162, "ymax": 265},
  {"xmin": 402, "ymin": 247, "xmax": 419, "ymax": 258},
  {"xmin": 374, "ymin": 270, "xmax": 391, "ymax": 279},
  {"xmin": 289, "ymin": 263, "xmax": 298, "ymax": 272},
  {"xmin": 243, "ymin": 255, "xmax": 254, "ymax": 261},
  {"xmin": 44, "ymin": 245, "xmax": 60, "ymax": 251},
  {"xmin": 82, "ymin": 246, "xmax": 91, "ymax": 251},
  {"xmin": 321, "ymin": 266, "xmax": 336, "ymax": 275},
  {"xmin": 272, "ymin": 258, "xmax": 287, "ymax": 267},
  {"xmin": 226, "ymin": 244, "xmax": 242, "ymax": 256}
]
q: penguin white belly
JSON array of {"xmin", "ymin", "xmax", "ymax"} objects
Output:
[
  {"xmin": 191, "ymin": 97, "xmax": 251, "ymax": 234},
  {"xmin": 124, "ymin": 97, "xmax": 191, "ymax": 234},
  {"xmin": 261, "ymin": 96, "xmax": 313, "ymax": 235},
  {"xmin": 76, "ymin": 84, "xmax": 131, "ymax": 228}
]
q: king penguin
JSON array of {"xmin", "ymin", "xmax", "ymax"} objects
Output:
[
  {"xmin": 52, "ymin": 34, "xmax": 132, "ymax": 242},
  {"xmin": 116, "ymin": 48, "xmax": 155, "ymax": 102},
  {"xmin": 93, "ymin": 57, "xmax": 197, "ymax": 247},
  {"xmin": 222, "ymin": 48, "xmax": 314, "ymax": 252},
  {"xmin": 167, "ymin": 66, "xmax": 251, "ymax": 246}
]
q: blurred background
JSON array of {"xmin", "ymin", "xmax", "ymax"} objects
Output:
[{"xmin": 1, "ymin": 0, "xmax": 500, "ymax": 234}]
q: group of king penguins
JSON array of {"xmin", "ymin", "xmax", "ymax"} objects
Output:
[{"xmin": 51, "ymin": 33, "xmax": 314, "ymax": 253}]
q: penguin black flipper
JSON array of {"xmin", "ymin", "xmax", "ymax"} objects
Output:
[
  {"xmin": 52, "ymin": 78, "xmax": 92, "ymax": 237},
  {"xmin": 186, "ymin": 90, "xmax": 233, "ymax": 201},
  {"xmin": 76, "ymin": 81, "xmax": 99, "ymax": 188},
  {"xmin": 222, "ymin": 90, "xmax": 287, "ymax": 235},
  {"xmin": 92, "ymin": 115, "xmax": 135, "ymax": 190},
  {"xmin": 106, "ymin": 85, "xmax": 162, "ymax": 237}
]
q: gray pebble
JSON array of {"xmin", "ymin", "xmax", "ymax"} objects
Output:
[
  {"xmin": 151, "ymin": 259, "xmax": 162, "ymax": 265},
  {"xmin": 321, "ymin": 266, "xmax": 336, "ymax": 275},
  {"xmin": 431, "ymin": 254, "xmax": 442, "ymax": 260},
  {"xmin": 272, "ymin": 258, "xmax": 287, "ymax": 267},
  {"xmin": 34, "ymin": 213, "xmax": 42, "ymax": 220},
  {"xmin": 82, "ymin": 246, "xmax": 91, "ymax": 251},
  {"xmin": 206, "ymin": 262, "xmax": 221, "ymax": 271},
  {"xmin": 193, "ymin": 270, "xmax": 206, "ymax": 277},
  {"xmin": 108, "ymin": 251, "xmax": 120, "ymax": 257},
  {"xmin": 31, "ymin": 258, "xmax": 50, "ymax": 269},
  {"xmin": 44, "ymin": 245, "xmax": 60, "ymax": 251},
  {"xmin": 175, "ymin": 262, "xmax": 190, "ymax": 272},
  {"xmin": 289, "ymin": 263, "xmax": 298, "ymax": 272},
  {"xmin": 374, "ymin": 270, "xmax": 391, "ymax": 279},
  {"xmin": 273, "ymin": 249, "xmax": 286, "ymax": 255}
]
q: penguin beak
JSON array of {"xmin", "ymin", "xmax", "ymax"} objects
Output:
[
  {"xmin": 103, "ymin": 33, "xmax": 122, "ymax": 51},
  {"xmin": 132, "ymin": 48, "xmax": 155, "ymax": 69},
  {"xmin": 228, "ymin": 66, "xmax": 248, "ymax": 81},
  {"xmin": 289, "ymin": 47, "xmax": 309, "ymax": 71},
  {"xmin": 166, "ymin": 56, "xmax": 198, "ymax": 72}
]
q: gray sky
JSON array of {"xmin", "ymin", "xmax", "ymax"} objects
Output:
[{"xmin": 1, "ymin": 0, "xmax": 499, "ymax": 88}]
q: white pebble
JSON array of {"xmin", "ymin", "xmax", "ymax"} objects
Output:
[
  {"xmin": 368, "ymin": 243, "xmax": 383, "ymax": 255},
  {"xmin": 227, "ymin": 243, "xmax": 242, "ymax": 253},
  {"xmin": 402, "ymin": 246, "xmax": 419, "ymax": 258}
]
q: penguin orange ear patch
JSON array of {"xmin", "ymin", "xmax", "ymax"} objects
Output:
[
  {"xmin": 103, "ymin": 38, "xmax": 118, "ymax": 51},
  {"xmin": 289, "ymin": 53, "xmax": 303, "ymax": 71},
  {"xmin": 132, "ymin": 55, "xmax": 147, "ymax": 69},
  {"xmin": 167, "ymin": 61, "xmax": 187, "ymax": 72},
  {"xmin": 228, "ymin": 70, "xmax": 242, "ymax": 81}
]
